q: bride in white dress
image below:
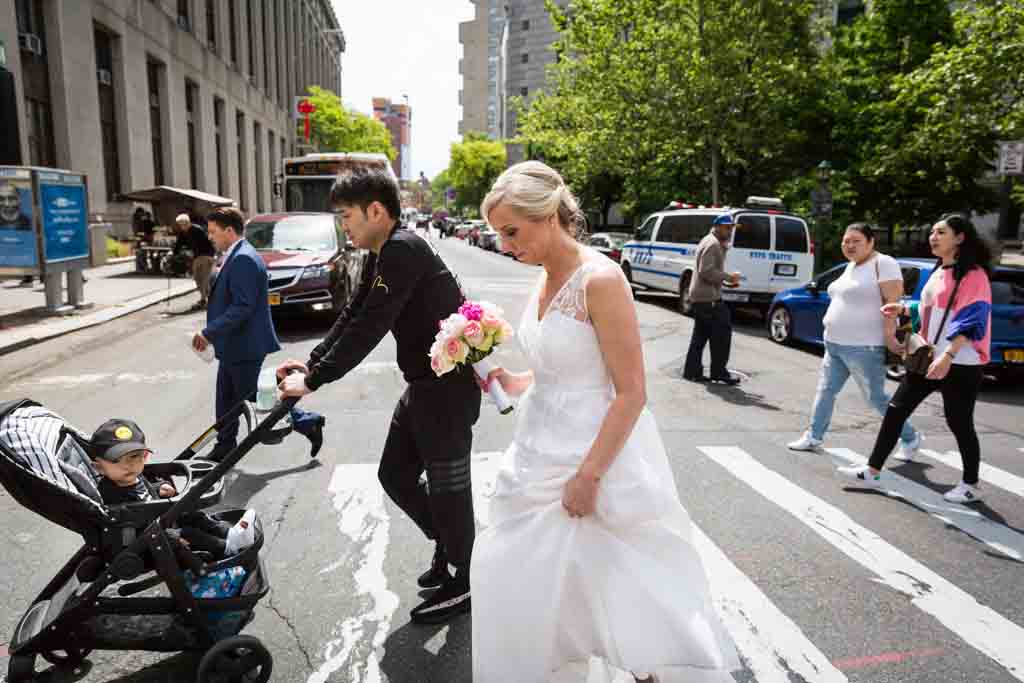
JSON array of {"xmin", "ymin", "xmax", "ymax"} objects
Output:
[{"xmin": 471, "ymin": 161, "xmax": 739, "ymax": 683}]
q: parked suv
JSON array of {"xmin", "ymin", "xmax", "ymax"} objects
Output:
[
  {"xmin": 246, "ymin": 213, "xmax": 366, "ymax": 316},
  {"xmin": 620, "ymin": 197, "xmax": 813, "ymax": 316}
]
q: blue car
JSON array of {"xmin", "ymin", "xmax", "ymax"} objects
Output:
[{"xmin": 767, "ymin": 258, "xmax": 1024, "ymax": 382}]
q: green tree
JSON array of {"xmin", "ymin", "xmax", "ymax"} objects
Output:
[
  {"xmin": 304, "ymin": 86, "xmax": 396, "ymax": 160},
  {"xmin": 448, "ymin": 138, "xmax": 507, "ymax": 215},
  {"xmin": 431, "ymin": 169, "xmax": 452, "ymax": 211}
]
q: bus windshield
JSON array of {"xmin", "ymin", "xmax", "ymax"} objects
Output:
[{"xmin": 285, "ymin": 177, "xmax": 335, "ymax": 212}]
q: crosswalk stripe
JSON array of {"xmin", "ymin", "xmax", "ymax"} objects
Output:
[
  {"xmin": 916, "ymin": 448, "xmax": 1024, "ymax": 500},
  {"xmin": 309, "ymin": 465, "xmax": 398, "ymax": 683},
  {"xmin": 469, "ymin": 450, "xmax": 845, "ymax": 681},
  {"xmin": 693, "ymin": 525, "xmax": 848, "ymax": 682},
  {"xmin": 826, "ymin": 447, "xmax": 1024, "ymax": 562},
  {"xmin": 698, "ymin": 446, "xmax": 1024, "ymax": 681}
]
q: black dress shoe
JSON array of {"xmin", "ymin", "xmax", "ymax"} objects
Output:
[
  {"xmin": 709, "ymin": 374, "xmax": 740, "ymax": 386},
  {"xmin": 682, "ymin": 373, "xmax": 709, "ymax": 383},
  {"xmin": 307, "ymin": 416, "xmax": 326, "ymax": 458},
  {"xmin": 410, "ymin": 572, "xmax": 470, "ymax": 624},
  {"xmin": 417, "ymin": 543, "xmax": 451, "ymax": 589}
]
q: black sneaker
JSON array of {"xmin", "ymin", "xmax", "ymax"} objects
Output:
[
  {"xmin": 417, "ymin": 543, "xmax": 450, "ymax": 589},
  {"xmin": 709, "ymin": 374, "xmax": 740, "ymax": 386},
  {"xmin": 682, "ymin": 373, "xmax": 709, "ymax": 383},
  {"xmin": 410, "ymin": 573, "xmax": 470, "ymax": 624}
]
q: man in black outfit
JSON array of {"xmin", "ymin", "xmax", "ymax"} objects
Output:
[{"xmin": 277, "ymin": 164, "xmax": 481, "ymax": 624}]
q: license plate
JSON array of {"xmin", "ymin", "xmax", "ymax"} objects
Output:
[
  {"xmin": 721, "ymin": 292, "xmax": 749, "ymax": 303},
  {"xmin": 268, "ymin": 292, "xmax": 281, "ymax": 306},
  {"xmin": 1005, "ymin": 349, "xmax": 1024, "ymax": 363}
]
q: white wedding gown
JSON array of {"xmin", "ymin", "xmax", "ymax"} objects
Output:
[{"xmin": 471, "ymin": 255, "xmax": 740, "ymax": 683}]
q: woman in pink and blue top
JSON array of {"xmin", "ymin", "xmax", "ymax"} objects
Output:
[{"xmin": 839, "ymin": 214, "xmax": 993, "ymax": 503}]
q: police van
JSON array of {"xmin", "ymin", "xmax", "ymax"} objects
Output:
[{"xmin": 620, "ymin": 197, "xmax": 813, "ymax": 316}]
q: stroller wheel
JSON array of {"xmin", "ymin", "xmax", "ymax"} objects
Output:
[
  {"xmin": 196, "ymin": 635, "xmax": 272, "ymax": 683},
  {"xmin": 40, "ymin": 646, "xmax": 92, "ymax": 667},
  {"xmin": 7, "ymin": 654, "xmax": 36, "ymax": 682}
]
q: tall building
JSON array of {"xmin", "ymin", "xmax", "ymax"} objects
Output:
[
  {"xmin": 373, "ymin": 97, "xmax": 411, "ymax": 181},
  {"xmin": 1, "ymin": 0, "xmax": 344, "ymax": 233},
  {"xmin": 459, "ymin": 0, "xmax": 506, "ymax": 140}
]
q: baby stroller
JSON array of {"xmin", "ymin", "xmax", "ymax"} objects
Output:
[{"xmin": 0, "ymin": 395, "xmax": 298, "ymax": 682}]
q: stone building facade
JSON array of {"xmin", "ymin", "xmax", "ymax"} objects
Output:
[{"xmin": 1, "ymin": 0, "xmax": 344, "ymax": 233}]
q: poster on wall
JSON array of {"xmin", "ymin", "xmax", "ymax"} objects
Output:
[
  {"xmin": 38, "ymin": 171, "xmax": 88, "ymax": 264},
  {"xmin": 0, "ymin": 167, "xmax": 38, "ymax": 268}
]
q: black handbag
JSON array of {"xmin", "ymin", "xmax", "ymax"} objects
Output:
[{"xmin": 904, "ymin": 273, "xmax": 961, "ymax": 376}]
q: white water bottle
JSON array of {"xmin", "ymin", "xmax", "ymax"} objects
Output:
[
  {"xmin": 255, "ymin": 367, "xmax": 277, "ymax": 412},
  {"xmin": 224, "ymin": 509, "xmax": 257, "ymax": 556}
]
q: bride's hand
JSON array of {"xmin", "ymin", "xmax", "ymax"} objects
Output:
[
  {"xmin": 478, "ymin": 367, "xmax": 531, "ymax": 397},
  {"xmin": 562, "ymin": 471, "xmax": 600, "ymax": 518}
]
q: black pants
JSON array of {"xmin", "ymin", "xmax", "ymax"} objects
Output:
[
  {"xmin": 215, "ymin": 359, "xmax": 262, "ymax": 449},
  {"xmin": 868, "ymin": 364, "xmax": 984, "ymax": 484},
  {"xmin": 378, "ymin": 369, "xmax": 481, "ymax": 571},
  {"xmin": 684, "ymin": 301, "xmax": 733, "ymax": 379}
]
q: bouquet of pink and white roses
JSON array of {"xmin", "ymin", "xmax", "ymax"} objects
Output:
[{"xmin": 430, "ymin": 300, "xmax": 515, "ymax": 414}]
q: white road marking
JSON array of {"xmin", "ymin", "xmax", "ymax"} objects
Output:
[
  {"xmin": 308, "ymin": 465, "xmax": 399, "ymax": 683},
  {"xmin": 13, "ymin": 370, "xmax": 195, "ymax": 389},
  {"xmin": 693, "ymin": 525, "xmax": 848, "ymax": 682},
  {"xmin": 827, "ymin": 447, "xmax": 1024, "ymax": 562},
  {"xmin": 700, "ymin": 446, "xmax": 1024, "ymax": 681},
  {"xmin": 915, "ymin": 448, "xmax": 1024, "ymax": 500}
]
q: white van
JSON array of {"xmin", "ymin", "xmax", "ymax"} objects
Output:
[{"xmin": 620, "ymin": 197, "xmax": 813, "ymax": 316}]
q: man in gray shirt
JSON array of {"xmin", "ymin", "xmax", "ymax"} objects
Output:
[{"xmin": 683, "ymin": 214, "xmax": 742, "ymax": 384}]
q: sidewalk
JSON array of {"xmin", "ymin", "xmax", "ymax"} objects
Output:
[{"xmin": 0, "ymin": 258, "xmax": 199, "ymax": 355}]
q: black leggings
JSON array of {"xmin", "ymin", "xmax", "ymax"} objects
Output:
[{"xmin": 868, "ymin": 364, "xmax": 984, "ymax": 484}]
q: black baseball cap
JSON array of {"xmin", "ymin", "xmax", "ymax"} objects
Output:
[{"xmin": 90, "ymin": 419, "xmax": 150, "ymax": 462}]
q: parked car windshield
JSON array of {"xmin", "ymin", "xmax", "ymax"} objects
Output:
[
  {"xmin": 247, "ymin": 215, "xmax": 338, "ymax": 252},
  {"xmin": 992, "ymin": 269, "xmax": 1024, "ymax": 306}
]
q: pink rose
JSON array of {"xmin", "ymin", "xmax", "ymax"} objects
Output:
[
  {"xmin": 480, "ymin": 312, "xmax": 502, "ymax": 331},
  {"xmin": 459, "ymin": 302, "xmax": 484, "ymax": 321},
  {"xmin": 463, "ymin": 320, "xmax": 485, "ymax": 346},
  {"xmin": 446, "ymin": 338, "xmax": 469, "ymax": 363}
]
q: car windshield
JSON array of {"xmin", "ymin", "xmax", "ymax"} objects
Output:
[
  {"xmin": 992, "ymin": 270, "xmax": 1024, "ymax": 306},
  {"xmin": 247, "ymin": 215, "xmax": 337, "ymax": 252}
]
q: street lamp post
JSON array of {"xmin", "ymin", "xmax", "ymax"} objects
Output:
[{"xmin": 810, "ymin": 160, "xmax": 833, "ymax": 276}]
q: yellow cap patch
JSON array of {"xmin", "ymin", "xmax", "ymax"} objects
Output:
[{"xmin": 114, "ymin": 426, "xmax": 133, "ymax": 440}]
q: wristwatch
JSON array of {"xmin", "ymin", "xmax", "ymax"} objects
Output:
[{"xmin": 942, "ymin": 348, "xmax": 956, "ymax": 360}]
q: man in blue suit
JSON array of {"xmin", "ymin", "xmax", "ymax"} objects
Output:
[{"xmin": 191, "ymin": 207, "xmax": 324, "ymax": 462}]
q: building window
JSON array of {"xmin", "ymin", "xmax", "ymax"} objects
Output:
[
  {"xmin": 254, "ymin": 121, "xmax": 264, "ymax": 212},
  {"xmin": 147, "ymin": 60, "xmax": 164, "ymax": 186},
  {"xmin": 268, "ymin": 129, "xmax": 276, "ymax": 205},
  {"xmin": 520, "ymin": 86, "xmax": 528, "ymax": 97},
  {"xmin": 177, "ymin": 0, "xmax": 191, "ymax": 32},
  {"xmin": 185, "ymin": 80, "xmax": 199, "ymax": 188},
  {"xmin": 262, "ymin": 0, "xmax": 270, "ymax": 93},
  {"xmin": 95, "ymin": 27, "xmax": 121, "ymax": 199},
  {"xmin": 521, "ymin": 53, "xmax": 529, "ymax": 64},
  {"xmin": 206, "ymin": 0, "xmax": 217, "ymax": 51},
  {"xmin": 521, "ymin": 19, "xmax": 529, "ymax": 30},
  {"xmin": 228, "ymin": 0, "xmax": 238, "ymax": 64},
  {"xmin": 236, "ymin": 111, "xmax": 247, "ymax": 210},
  {"xmin": 214, "ymin": 97, "xmax": 226, "ymax": 196},
  {"xmin": 247, "ymin": 0, "xmax": 256, "ymax": 82},
  {"xmin": 15, "ymin": 0, "xmax": 56, "ymax": 167}
]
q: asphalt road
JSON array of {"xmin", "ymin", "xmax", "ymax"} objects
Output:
[{"xmin": 1, "ymin": 235, "xmax": 1022, "ymax": 683}]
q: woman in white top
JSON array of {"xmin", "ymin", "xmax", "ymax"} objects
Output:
[
  {"xmin": 472, "ymin": 161, "xmax": 738, "ymax": 682},
  {"xmin": 788, "ymin": 223, "xmax": 921, "ymax": 455}
]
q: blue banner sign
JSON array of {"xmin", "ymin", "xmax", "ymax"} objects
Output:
[
  {"xmin": 39, "ymin": 172, "xmax": 88, "ymax": 263},
  {"xmin": 0, "ymin": 170, "xmax": 37, "ymax": 268}
]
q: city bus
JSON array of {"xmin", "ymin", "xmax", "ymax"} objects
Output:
[{"xmin": 276, "ymin": 152, "xmax": 395, "ymax": 212}]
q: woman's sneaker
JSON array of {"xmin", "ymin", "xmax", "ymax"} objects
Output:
[
  {"xmin": 787, "ymin": 432, "xmax": 823, "ymax": 452},
  {"xmin": 836, "ymin": 464, "xmax": 881, "ymax": 488},
  {"xmin": 943, "ymin": 481, "xmax": 982, "ymax": 504},
  {"xmin": 896, "ymin": 432, "xmax": 923, "ymax": 461}
]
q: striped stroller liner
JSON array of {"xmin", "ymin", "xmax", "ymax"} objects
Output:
[{"xmin": 0, "ymin": 403, "xmax": 107, "ymax": 513}]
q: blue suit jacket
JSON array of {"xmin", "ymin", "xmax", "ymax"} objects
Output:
[{"xmin": 203, "ymin": 239, "xmax": 281, "ymax": 365}]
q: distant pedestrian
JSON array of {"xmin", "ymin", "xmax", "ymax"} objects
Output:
[
  {"xmin": 682, "ymin": 214, "xmax": 742, "ymax": 384},
  {"xmin": 174, "ymin": 213, "xmax": 216, "ymax": 311},
  {"xmin": 839, "ymin": 214, "xmax": 993, "ymax": 504},
  {"xmin": 788, "ymin": 223, "xmax": 921, "ymax": 455},
  {"xmin": 191, "ymin": 207, "xmax": 324, "ymax": 462}
]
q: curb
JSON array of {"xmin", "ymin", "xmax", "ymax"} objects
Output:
[{"xmin": 0, "ymin": 284, "xmax": 199, "ymax": 356}]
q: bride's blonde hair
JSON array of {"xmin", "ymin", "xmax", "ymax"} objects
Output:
[{"xmin": 480, "ymin": 161, "xmax": 585, "ymax": 238}]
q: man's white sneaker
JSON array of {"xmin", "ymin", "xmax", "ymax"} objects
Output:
[
  {"xmin": 788, "ymin": 433, "xmax": 823, "ymax": 452},
  {"xmin": 837, "ymin": 464, "xmax": 882, "ymax": 488},
  {"xmin": 895, "ymin": 432, "xmax": 923, "ymax": 461},
  {"xmin": 943, "ymin": 481, "xmax": 982, "ymax": 504}
]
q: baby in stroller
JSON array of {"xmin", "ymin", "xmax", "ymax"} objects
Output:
[{"xmin": 88, "ymin": 417, "xmax": 249, "ymax": 562}]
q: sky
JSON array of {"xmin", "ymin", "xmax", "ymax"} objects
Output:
[{"xmin": 332, "ymin": 0, "xmax": 476, "ymax": 182}]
